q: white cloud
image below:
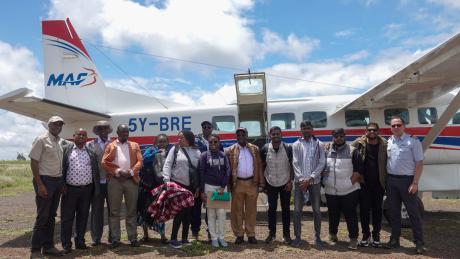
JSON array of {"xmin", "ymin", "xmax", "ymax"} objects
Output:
[
  {"xmin": 428, "ymin": 0, "xmax": 460, "ymax": 9},
  {"xmin": 383, "ymin": 23, "xmax": 405, "ymax": 41},
  {"xmin": 47, "ymin": 0, "xmax": 313, "ymax": 71},
  {"xmin": 342, "ymin": 50, "xmax": 369, "ymax": 63},
  {"xmin": 259, "ymin": 29, "xmax": 319, "ymax": 61},
  {"xmin": 335, "ymin": 29, "xmax": 356, "ymax": 38},
  {"xmin": 0, "ymin": 40, "xmax": 45, "ymax": 160}
]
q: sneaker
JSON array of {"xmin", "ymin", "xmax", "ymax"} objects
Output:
[
  {"xmin": 348, "ymin": 239, "xmax": 358, "ymax": 250},
  {"xmin": 415, "ymin": 243, "xmax": 426, "ymax": 255},
  {"xmin": 42, "ymin": 247, "xmax": 64, "ymax": 257},
  {"xmin": 211, "ymin": 239, "xmax": 219, "ymax": 248},
  {"xmin": 218, "ymin": 238, "xmax": 228, "ymax": 247},
  {"xmin": 181, "ymin": 240, "xmax": 192, "ymax": 246},
  {"xmin": 235, "ymin": 236, "xmax": 244, "ymax": 244},
  {"xmin": 265, "ymin": 234, "xmax": 275, "ymax": 244},
  {"xmin": 315, "ymin": 239, "xmax": 325, "ymax": 248},
  {"xmin": 372, "ymin": 240, "xmax": 381, "ymax": 247},
  {"xmin": 169, "ymin": 240, "xmax": 182, "ymax": 249},
  {"xmin": 63, "ymin": 247, "xmax": 72, "ymax": 254},
  {"xmin": 291, "ymin": 237, "xmax": 301, "ymax": 247},
  {"xmin": 329, "ymin": 234, "xmax": 338, "ymax": 245},
  {"xmin": 359, "ymin": 237, "xmax": 370, "ymax": 247},
  {"xmin": 283, "ymin": 236, "xmax": 292, "ymax": 245}
]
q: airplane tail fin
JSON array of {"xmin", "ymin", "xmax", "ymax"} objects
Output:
[{"xmin": 42, "ymin": 18, "xmax": 108, "ymax": 112}]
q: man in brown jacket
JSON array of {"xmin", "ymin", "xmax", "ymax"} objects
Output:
[
  {"xmin": 226, "ymin": 127, "xmax": 264, "ymax": 244},
  {"xmin": 102, "ymin": 124, "xmax": 143, "ymax": 248}
]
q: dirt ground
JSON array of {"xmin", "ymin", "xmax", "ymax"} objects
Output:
[{"xmin": 0, "ymin": 191, "xmax": 459, "ymax": 259}]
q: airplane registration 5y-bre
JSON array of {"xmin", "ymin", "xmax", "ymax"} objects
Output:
[{"xmin": 1, "ymin": 18, "xmax": 460, "ymax": 208}]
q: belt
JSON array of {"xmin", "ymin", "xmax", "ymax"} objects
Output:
[
  {"xmin": 40, "ymin": 175, "xmax": 62, "ymax": 180},
  {"xmin": 67, "ymin": 183, "xmax": 93, "ymax": 188},
  {"xmin": 237, "ymin": 176, "xmax": 254, "ymax": 180},
  {"xmin": 388, "ymin": 174, "xmax": 414, "ymax": 179}
]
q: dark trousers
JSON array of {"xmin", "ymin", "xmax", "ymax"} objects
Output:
[
  {"xmin": 90, "ymin": 182, "xmax": 112, "ymax": 243},
  {"xmin": 359, "ymin": 183, "xmax": 384, "ymax": 240},
  {"xmin": 191, "ymin": 196, "xmax": 203, "ymax": 234},
  {"xmin": 387, "ymin": 175, "xmax": 423, "ymax": 245},
  {"xmin": 31, "ymin": 176, "xmax": 62, "ymax": 251},
  {"xmin": 60, "ymin": 184, "xmax": 93, "ymax": 249},
  {"xmin": 171, "ymin": 206, "xmax": 192, "ymax": 241},
  {"xmin": 266, "ymin": 183, "xmax": 291, "ymax": 237},
  {"xmin": 326, "ymin": 190, "xmax": 359, "ymax": 239}
]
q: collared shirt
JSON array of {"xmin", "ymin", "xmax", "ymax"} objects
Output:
[
  {"xmin": 387, "ymin": 133, "xmax": 424, "ymax": 176},
  {"xmin": 301, "ymin": 137, "xmax": 314, "ymax": 177},
  {"xmin": 114, "ymin": 140, "xmax": 132, "ymax": 173},
  {"xmin": 29, "ymin": 132, "xmax": 64, "ymax": 177},
  {"xmin": 96, "ymin": 137, "xmax": 109, "ymax": 183},
  {"xmin": 237, "ymin": 144, "xmax": 254, "ymax": 178},
  {"xmin": 66, "ymin": 145, "xmax": 92, "ymax": 186}
]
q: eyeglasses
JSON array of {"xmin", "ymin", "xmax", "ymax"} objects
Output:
[
  {"xmin": 209, "ymin": 140, "xmax": 219, "ymax": 144},
  {"xmin": 391, "ymin": 124, "xmax": 403, "ymax": 128},
  {"xmin": 333, "ymin": 134, "xmax": 345, "ymax": 138},
  {"xmin": 367, "ymin": 128, "xmax": 378, "ymax": 132},
  {"xmin": 202, "ymin": 125, "xmax": 212, "ymax": 129}
]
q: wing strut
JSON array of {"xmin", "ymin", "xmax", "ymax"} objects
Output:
[{"xmin": 422, "ymin": 89, "xmax": 460, "ymax": 152}]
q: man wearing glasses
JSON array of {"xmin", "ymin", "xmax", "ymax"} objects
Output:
[
  {"xmin": 385, "ymin": 116, "xmax": 425, "ymax": 255},
  {"xmin": 351, "ymin": 122, "xmax": 387, "ymax": 247}
]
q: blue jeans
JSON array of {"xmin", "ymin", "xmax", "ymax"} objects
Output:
[{"xmin": 293, "ymin": 182, "xmax": 322, "ymax": 241}]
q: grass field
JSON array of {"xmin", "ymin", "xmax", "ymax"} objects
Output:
[{"xmin": 0, "ymin": 160, "xmax": 33, "ymax": 196}]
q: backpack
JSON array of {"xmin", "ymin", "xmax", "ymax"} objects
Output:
[{"xmin": 260, "ymin": 143, "xmax": 293, "ymax": 170}]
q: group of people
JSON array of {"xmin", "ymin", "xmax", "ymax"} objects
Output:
[{"xmin": 28, "ymin": 115, "xmax": 426, "ymax": 258}]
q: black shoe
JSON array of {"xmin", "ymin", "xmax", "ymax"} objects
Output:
[
  {"xmin": 130, "ymin": 240, "xmax": 140, "ymax": 247},
  {"xmin": 384, "ymin": 240, "xmax": 400, "ymax": 249},
  {"xmin": 235, "ymin": 236, "xmax": 244, "ymax": 244},
  {"xmin": 415, "ymin": 243, "xmax": 426, "ymax": 255},
  {"xmin": 160, "ymin": 236, "xmax": 169, "ymax": 244},
  {"xmin": 109, "ymin": 241, "xmax": 121, "ymax": 249},
  {"xmin": 42, "ymin": 247, "xmax": 64, "ymax": 257},
  {"xmin": 30, "ymin": 250, "xmax": 43, "ymax": 259},
  {"xmin": 291, "ymin": 238, "xmax": 301, "ymax": 247},
  {"xmin": 91, "ymin": 241, "xmax": 101, "ymax": 246},
  {"xmin": 75, "ymin": 243, "xmax": 88, "ymax": 250},
  {"xmin": 283, "ymin": 236, "xmax": 292, "ymax": 245},
  {"xmin": 63, "ymin": 247, "xmax": 72, "ymax": 254},
  {"xmin": 248, "ymin": 237, "xmax": 257, "ymax": 244},
  {"xmin": 192, "ymin": 232, "xmax": 199, "ymax": 240},
  {"xmin": 265, "ymin": 234, "xmax": 275, "ymax": 244}
]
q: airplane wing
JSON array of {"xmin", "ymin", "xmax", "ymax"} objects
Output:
[
  {"xmin": 334, "ymin": 32, "xmax": 460, "ymax": 113},
  {"xmin": 0, "ymin": 88, "xmax": 110, "ymax": 123}
]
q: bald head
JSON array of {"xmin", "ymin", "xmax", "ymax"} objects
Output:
[{"xmin": 117, "ymin": 124, "xmax": 129, "ymax": 143}]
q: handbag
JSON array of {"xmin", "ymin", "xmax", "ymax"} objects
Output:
[{"xmin": 211, "ymin": 191, "xmax": 230, "ymax": 201}]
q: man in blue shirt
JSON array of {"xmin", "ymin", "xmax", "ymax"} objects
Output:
[{"xmin": 384, "ymin": 116, "xmax": 425, "ymax": 255}]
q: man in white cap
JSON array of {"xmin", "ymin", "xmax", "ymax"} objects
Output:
[{"xmin": 29, "ymin": 116, "xmax": 69, "ymax": 258}]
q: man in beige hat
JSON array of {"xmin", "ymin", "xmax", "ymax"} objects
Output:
[
  {"xmin": 29, "ymin": 115, "xmax": 69, "ymax": 258},
  {"xmin": 86, "ymin": 120, "xmax": 113, "ymax": 246}
]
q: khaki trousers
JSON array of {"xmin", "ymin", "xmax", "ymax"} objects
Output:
[
  {"xmin": 107, "ymin": 177, "xmax": 139, "ymax": 242},
  {"xmin": 230, "ymin": 179, "xmax": 258, "ymax": 237}
]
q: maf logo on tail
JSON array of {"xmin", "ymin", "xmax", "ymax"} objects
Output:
[{"xmin": 46, "ymin": 67, "xmax": 97, "ymax": 87}]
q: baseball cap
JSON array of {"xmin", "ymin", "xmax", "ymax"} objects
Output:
[{"xmin": 48, "ymin": 116, "xmax": 65, "ymax": 124}]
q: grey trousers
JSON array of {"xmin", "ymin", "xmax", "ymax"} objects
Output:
[
  {"xmin": 293, "ymin": 182, "xmax": 322, "ymax": 241},
  {"xmin": 90, "ymin": 182, "xmax": 112, "ymax": 243},
  {"xmin": 387, "ymin": 175, "xmax": 423, "ymax": 245},
  {"xmin": 107, "ymin": 178, "xmax": 139, "ymax": 242}
]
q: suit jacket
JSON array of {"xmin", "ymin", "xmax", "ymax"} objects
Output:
[
  {"xmin": 86, "ymin": 139, "xmax": 109, "ymax": 182},
  {"xmin": 102, "ymin": 139, "xmax": 143, "ymax": 184},
  {"xmin": 226, "ymin": 142, "xmax": 264, "ymax": 189},
  {"xmin": 62, "ymin": 143, "xmax": 100, "ymax": 196}
]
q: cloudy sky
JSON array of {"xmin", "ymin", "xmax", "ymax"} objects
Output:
[{"xmin": 1, "ymin": 0, "xmax": 460, "ymax": 159}]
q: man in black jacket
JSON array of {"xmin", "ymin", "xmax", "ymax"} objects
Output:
[{"xmin": 60, "ymin": 129, "xmax": 100, "ymax": 254}]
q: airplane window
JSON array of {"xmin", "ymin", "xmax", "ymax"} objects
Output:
[
  {"xmin": 303, "ymin": 111, "xmax": 327, "ymax": 128},
  {"xmin": 240, "ymin": 121, "xmax": 261, "ymax": 137},
  {"xmin": 384, "ymin": 108, "xmax": 410, "ymax": 125},
  {"xmin": 237, "ymin": 78, "xmax": 264, "ymax": 94},
  {"xmin": 271, "ymin": 113, "xmax": 296, "ymax": 129},
  {"xmin": 448, "ymin": 109, "xmax": 460, "ymax": 124},
  {"xmin": 212, "ymin": 116, "xmax": 236, "ymax": 132},
  {"xmin": 345, "ymin": 110, "xmax": 369, "ymax": 127},
  {"xmin": 418, "ymin": 107, "xmax": 438, "ymax": 124}
]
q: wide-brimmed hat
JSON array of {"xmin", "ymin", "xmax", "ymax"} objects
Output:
[{"xmin": 92, "ymin": 120, "xmax": 113, "ymax": 134}]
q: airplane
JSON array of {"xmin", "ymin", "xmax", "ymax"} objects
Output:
[{"xmin": 1, "ymin": 18, "xmax": 460, "ymax": 224}]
